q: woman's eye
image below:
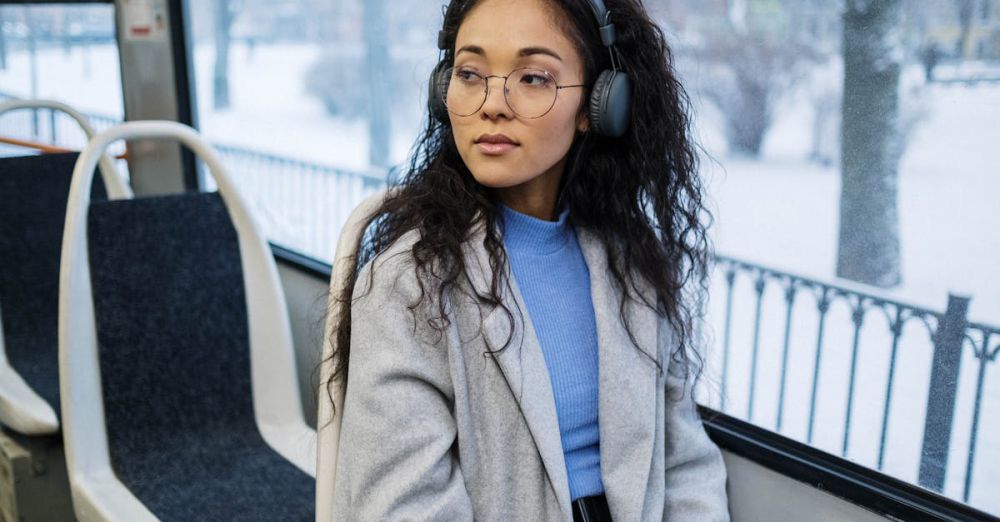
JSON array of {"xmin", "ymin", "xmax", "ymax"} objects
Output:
[
  {"xmin": 521, "ymin": 73, "xmax": 552, "ymax": 87},
  {"xmin": 455, "ymin": 69, "xmax": 482, "ymax": 82}
]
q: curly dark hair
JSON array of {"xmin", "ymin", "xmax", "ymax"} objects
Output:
[{"xmin": 324, "ymin": 0, "xmax": 713, "ymax": 408}]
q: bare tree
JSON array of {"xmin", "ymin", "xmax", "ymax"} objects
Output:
[
  {"xmin": 955, "ymin": 0, "xmax": 975, "ymax": 57},
  {"xmin": 836, "ymin": 0, "xmax": 903, "ymax": 287},
  {"xmin": 213, "ymin": 0, "xmax": 235, "ymax": 110},
  {"xmin": 697, "ymin": 30, "xmax": 818, "ymax": 156},
  {"xmin": 808, "ymin": 68, "xmax": 841, "ymax": 166},
  {"xmin": 0, "ymin": 8, "xmax": 7, "ymax": 71},
  {"xmin": 363, "ymin": 0, "xmax": 390, "ymax": 168},
  {"xmin": 685, "ymin": 0, "xmax": 830, "ymax": 157}
]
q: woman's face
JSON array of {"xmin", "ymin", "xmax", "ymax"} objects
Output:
[{"xmin": 450, "ymin": 0, "xmax": 589, "ymax": 206}]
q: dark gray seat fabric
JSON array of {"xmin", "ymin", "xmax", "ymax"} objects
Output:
[
  {"xmin": 0, "ymin": 152, "xmax": 106, "ymax": 417},
  {"xmin": 87, "ymin": 192, "xmax": 314, "ymax": 521}
]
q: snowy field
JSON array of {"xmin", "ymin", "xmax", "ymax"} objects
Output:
[{"xmin": 1, "ymin": 42, "xmax": 997, "ymax": 514}]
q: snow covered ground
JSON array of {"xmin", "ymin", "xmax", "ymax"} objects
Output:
[
  {"xmin": 691, "ymin": 68, "xmax": 1000, "ymax": 513},
  {"xmin": 1, "ymin": 42, "xmax": 997, "ymax": 514}
]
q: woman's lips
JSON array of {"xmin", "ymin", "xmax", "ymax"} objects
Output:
[{"xmin": 476, "ymin": 142, "xmax": 519, "ymax": 155}]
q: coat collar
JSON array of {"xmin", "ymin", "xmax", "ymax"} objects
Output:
[{"xmin": 462, "ymin": 220, "xmax": 660, "ymax": 521}]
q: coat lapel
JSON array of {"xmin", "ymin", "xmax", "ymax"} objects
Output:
[
  {"xmin": 461, "ymin": 221, "xmax": 659, "ymax": 520},
  {"xmin": 463, "ymin": 222, "xmax": 574, "ymax": 520},
  {"xmin": 577, "ymin": 228, "xmax": 660, "ymax": 520}
]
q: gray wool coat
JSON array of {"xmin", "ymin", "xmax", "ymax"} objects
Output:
[{"xmin": 332, "ymin": 221, "xmax": 731, "ymax": 521}]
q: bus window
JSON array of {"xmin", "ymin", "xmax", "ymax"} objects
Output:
[
  {"xmin": 186, "ymin": 1, "xmax": 441, "ymax": 262},
  {"xmin": 654, "ymin": 1, "xmax": 999, "ymax": 516},
  {"xmin": 0, "ymin": 4, "xmax": 124, "ymax": 157},
  {"xmin": 184, "ymin": 2, "xmax": 998, "ymax": 514}
]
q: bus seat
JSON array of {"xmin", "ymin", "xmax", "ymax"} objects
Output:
[
  {"xmin": 59, "ymin": 121, "xmax": 315, "ymax": 521},
  {"xmin": 0, "ymin": 153, "xmax": 107, "ymax": 435},
  {"xmin": 0, "ymin": 99, "xmax": 131, "ymax": 436},
  {"xmin": 315, "ymin": 188, "xmax": 389, "ymax": 522}
]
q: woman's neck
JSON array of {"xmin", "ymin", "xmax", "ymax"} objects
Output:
[
  {"xmin": 500, "ymin": 194, "xmax": 558, "ymax": 221},
  {"xmin": 494, "ymin": 160, "xmax": 566, "ymax": 221}
]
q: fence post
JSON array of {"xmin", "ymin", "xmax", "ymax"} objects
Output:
[{"xmin": 918, "ymin": 293, "xmax": 970, "ymax": 492}]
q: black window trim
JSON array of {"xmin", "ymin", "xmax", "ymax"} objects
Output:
[
  {"xmin": 271, "ymin": 243, "xmax": 332, "ymax": 281},
  {"xmin": 168, "ymin": 0, "xmax": 199, "ymax": 191},
  {"xmin": 700, "ymin": 406, "xmax": 998, "ymax": 522}
]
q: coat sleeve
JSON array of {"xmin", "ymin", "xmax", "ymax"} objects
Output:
[
  {"xmin": 332, "ymin": 256, "xmax": 474, "ymax": 521},
  {"xmin": 662, "ymin": 358, "xmax": 731, "ymax": 521}
]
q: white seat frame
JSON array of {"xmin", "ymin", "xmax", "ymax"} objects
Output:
[
  {"xmin": 0, "ymin": 99, "xmax": 132, "ymax": 435},
  {"xmin": 315, "ymin": 188, "xmax": 389, "ymax": 522},
  {"xmin": 59, "ymin": 121, "xmax": 314, "ymax": 521}
]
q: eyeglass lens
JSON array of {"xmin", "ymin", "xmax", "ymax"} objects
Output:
[{"xmin": 439, "ymin": 67, "xmax": 560, "ymax": 119}]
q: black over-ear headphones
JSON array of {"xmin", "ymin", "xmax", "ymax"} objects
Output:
[{"xmin": 427, "ymin": 0, "xmax": 632, "ymax": 138}]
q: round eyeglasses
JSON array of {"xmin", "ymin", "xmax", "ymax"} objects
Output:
[{"xmin": 437, "ymin": 66, "xmax": 588, "ymax": 119}]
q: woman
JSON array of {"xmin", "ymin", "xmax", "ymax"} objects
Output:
[{"xmin": 325, "ymin": 0, "xmax": 730, "ymax": 520}]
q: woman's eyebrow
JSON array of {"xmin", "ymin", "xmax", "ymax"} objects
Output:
[{"xmin": 456, "ymin": 44, "xmax": 563, "ymax": 62}]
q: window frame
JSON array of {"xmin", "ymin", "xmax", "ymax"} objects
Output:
[
  {"xmin": 171, "ymin": 0, "xmax": 199, "ymax": 191},
  {"xmin": 271, "ymin": 242, "xmax": 333, "ymax": 281},
  {"xmin": 701, "ymin": 406, "xmax": 1000, "ymax": 522}
]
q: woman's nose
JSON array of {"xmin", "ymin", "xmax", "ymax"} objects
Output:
[{"xmin": 480, "ymin": 77, "xmax": 512, "ymax": 119}]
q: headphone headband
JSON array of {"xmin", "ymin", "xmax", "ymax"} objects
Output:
[
  {"xmin": 586, "ymin": 0, "xmax": 618, "ymax": 47},
  {"xmin": 438, "ymin": 0, "xmax": 617, "ymax": 50}
]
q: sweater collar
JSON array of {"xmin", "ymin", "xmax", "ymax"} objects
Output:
[{"xmin": 500, "ymin": 204, "xmax": 572, "ymax": 256}]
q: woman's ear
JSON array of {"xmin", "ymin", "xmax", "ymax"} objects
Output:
[{"xmin": 577, "ymin": 110, "xmax": 590, "ymax": 133}]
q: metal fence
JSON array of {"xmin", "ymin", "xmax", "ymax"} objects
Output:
[
  {"xmin": 0, "ymin": 99, "xmax": 122, "ymax": 146},
  {"xmin": 208, "ymin": 142, "xmax": 386, "ymax": 259},
  {"xmin": 712, "ymin": 256, "xmax": 998, "ymax": 504},
  {"xmin": 0, "ymin": 97, "xmax": 127, "ymax": 172},
  {"xmin": 0, "ymin": 92, "xmax": 386, "ymax": 259}
]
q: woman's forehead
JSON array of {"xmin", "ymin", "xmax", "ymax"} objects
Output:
[{"xmin": 455, "ymin": 0, "xmax": 580, "ymax": 66}]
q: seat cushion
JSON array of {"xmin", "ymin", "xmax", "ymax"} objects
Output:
[
  {"xmin": 87, "ymin": 192, "xmax": 313, "ymax": 520},
  {"xmin": 0, "ymin": 152, "xmax": 106, "ymax": 416}
]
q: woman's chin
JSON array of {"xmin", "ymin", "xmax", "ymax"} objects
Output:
[{"xmin": 469, "ymin": 168, "xmax": 533, "ymax": 189}]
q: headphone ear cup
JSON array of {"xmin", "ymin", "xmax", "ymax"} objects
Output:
[
  {"xmin": 588, "ymin": 70, "xmax": 613, "ymax": 136},
  {"xmin": 588, "ymin": 69, "xmax": 632, "ymax": 137},
  {"xmin": 428, "ymin": 61, "xmax": 450, "ymax": 124}
]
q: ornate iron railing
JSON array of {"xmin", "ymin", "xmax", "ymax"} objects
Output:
[{"xmin": 714, "ymin": 255, "xmax": 998, "ymax": 504}]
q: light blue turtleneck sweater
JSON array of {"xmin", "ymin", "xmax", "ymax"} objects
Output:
[{"xmin": 500, "ymin": 204, "xmax": 604, "ymax": 500}]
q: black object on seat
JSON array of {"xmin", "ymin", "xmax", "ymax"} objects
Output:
[
  {"xmin": 0, "ymin": 152, "xmax": 106, "ymax": 417},
  {"xmin": 87, "ymin": 192, "xmax": 314, "ymax": 521}
]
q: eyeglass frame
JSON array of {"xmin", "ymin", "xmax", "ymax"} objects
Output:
[{"xmin": 440, "ymin": 65, "xmax": 590, "ymax": 119}]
